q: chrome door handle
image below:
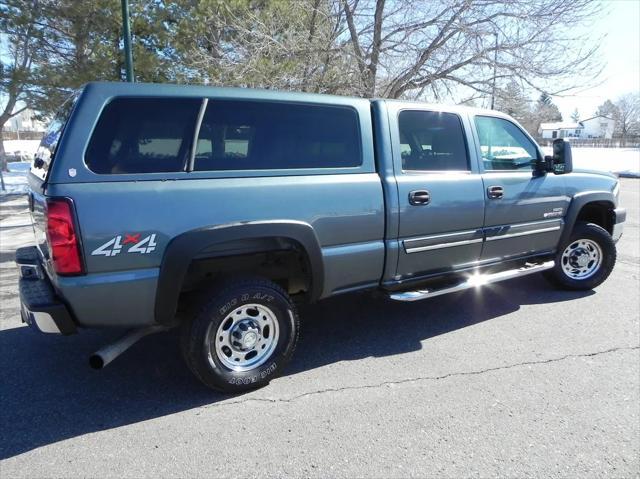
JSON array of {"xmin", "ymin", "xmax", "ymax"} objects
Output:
[
  {"xmin": 409, "ymin": 190, "xmax": 431, "ymax": 205},
  {"xmin": 487, "ymin": 185, "xmax": 504, "ymax": 199}
]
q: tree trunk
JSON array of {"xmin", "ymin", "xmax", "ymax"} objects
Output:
[
  {"xmin": 301, "ymin": 0, "xmax": 321, "ymax": 92},
  {"xmin": 0, "ymin": 124, "xmax": 9, "ymax": 173}
]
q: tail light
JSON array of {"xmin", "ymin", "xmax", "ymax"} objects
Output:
[{"xmin": 46, "ymin": 198, "xmax": 84, "ymax": 275}]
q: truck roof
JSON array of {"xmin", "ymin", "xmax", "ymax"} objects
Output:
[
  {"xmin": 81, "ymin": 81, "xmax": 504, "ymax": 117},
  {"xmin": 81, "ymin": 81, "xmax": 367, "ymax": 106}
]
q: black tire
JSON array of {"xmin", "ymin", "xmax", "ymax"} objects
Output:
[
  {"xmin": 544, "ymin": 221, "xmax": 616, "ymax": 290},
  {"xmin": 181, "ymin": 277, "xmax": 299, "ymax": 393}
]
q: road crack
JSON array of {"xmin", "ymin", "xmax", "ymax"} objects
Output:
[{"xmin": 199, "ymin": 345, "xmax": 639, "ymax": 411}]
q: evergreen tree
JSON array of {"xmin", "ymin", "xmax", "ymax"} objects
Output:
[
  {"xmin": 531, "ymin": 93, "xmax": 562, "ymax": 136},
  {"xmin": 538, "ymin": 92, "xmax": 553, "ymax": 106},
  {"xmin": 29, "ymin": 0, "xmax": 179, "ymax": 117},
  {"xmin": 570, "ymin": 108, "xmax": 580, "ymax": 123},
  {"xmin": 495, "ymin": 81, "xmax": 531, "ymax": 125}
]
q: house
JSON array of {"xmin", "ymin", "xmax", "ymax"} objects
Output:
[
  {"xmin": 5, "ymin": 109, "xmax": 46, "ymax": 133},
  {"xmin": 539, "ymin": 121, "xmax": 583, "ymax": 139},
  {"xmin": 580, "ymin": 116, "xmax": 615, "ymax": 139},
  {"xmin": 539, "ymin": 115, "xmax": 616, "ymax": 140}
]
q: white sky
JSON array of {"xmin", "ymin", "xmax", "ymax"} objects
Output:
[{"xmin": 552, "ymin": 0, "xmax": 640, "ymax": 120}]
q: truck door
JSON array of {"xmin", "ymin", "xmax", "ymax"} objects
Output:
[
  {"xmin": 471, "ymin": 115, "xmax": 569, "ymax": 261},
  {"xmin": 389, "ymin": 107, "xmax": 486, "ymax": 279}
]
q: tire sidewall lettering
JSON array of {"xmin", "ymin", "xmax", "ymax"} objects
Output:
[
  {"xmin": 219, "ymin": 293, "xmax": 274, "ymax": 316},
  {"xmin": 218, "ymin": 298, "xmax": 237, "ymax": 316},
  {"xmin": 227, "ymin": 362, "xmax": 278, "ymax": 385}
]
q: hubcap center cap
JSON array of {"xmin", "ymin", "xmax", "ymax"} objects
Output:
[
  {"xmin": 242, "ymin": 331, "xmax": 258, "ymax": 348},
  {"xmin": 576, "ymin": 254, "xmax": 589, "ymax": 267}
]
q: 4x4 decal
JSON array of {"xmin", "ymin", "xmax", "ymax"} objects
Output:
[{"xmin": 91, "ymin": 234, "xmax": 157, "ymax": 257}]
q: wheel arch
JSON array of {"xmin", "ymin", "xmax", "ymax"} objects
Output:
[
  {"xmin": 560, "ymin": 191, "xmax": 616, "ymax": 246},
  {"xmin": 155, "ymin": 221, "xmax": 324, "ymax": 325}
]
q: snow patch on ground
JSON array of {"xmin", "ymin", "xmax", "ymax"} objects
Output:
[
  {"xmin": 543, "ymin": 147, "xmax": 640, "ymax": 178},
  {"xmin": 0, "ymin": 141, "xmax": 40, "ymax": 195},
  {"xmin": 3, "ymin": 140, "xmax": 40, "ymax": 157},
  {"xmin": 0, "ymin": 163, "xmax": 31, "ymax": 195}
]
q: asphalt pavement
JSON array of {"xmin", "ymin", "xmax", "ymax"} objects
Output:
[{"xmin": 0, "ymin": 180, "xmax": 638, "ymax": 478}]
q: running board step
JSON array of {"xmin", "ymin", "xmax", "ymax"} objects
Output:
[{"xmin": 388, "ymin": 260, "xmax": 555, "ymax": 302}]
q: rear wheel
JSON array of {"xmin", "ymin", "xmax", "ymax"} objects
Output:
[
  {"xmin": 544, "ymin": 222, "xmax": 616, "ymax": 290},
  {"xmin": 181, "ymin": 277, "xmax": 299, "ymax": 393}
]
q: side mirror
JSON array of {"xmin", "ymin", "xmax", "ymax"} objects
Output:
[
  {"xmin": 535, "ymin": 156, "xmax": 554, "ymax": 176},
  {"xmin": 550, "ymin": 138, "xmax": 573, "ymax": 175}
]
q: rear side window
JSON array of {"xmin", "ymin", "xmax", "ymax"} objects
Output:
[
  {"xmin": 32, "ymin": 93, "xmax": 78, "ymax": 180},
  {"xmin": 193, "ymin": 100, "xmax": 361, "ymax": 171},
  {"xmin": 86, "ymin": 98, "xmax": 201, "ymax": 174},
  {"xmin": 398, "ymin": 110, "xmax": 469, "ymax": 171}
]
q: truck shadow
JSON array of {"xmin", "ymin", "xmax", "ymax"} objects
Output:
[
  {"xmin": 292, "ymin": 274, "xmax": 594, "ymax": 375},
  {"xmin": 0, "ymin": 274, "xmax": 593, "ymax": 460}
]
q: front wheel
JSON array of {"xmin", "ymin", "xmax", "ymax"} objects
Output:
[
  {"xmin": 544, "ymin": 222, "xmax": 616, "ymax": 290},
  {"xmin": 181, "ymin": 277, "xmax": 299, "ymax": 393}
]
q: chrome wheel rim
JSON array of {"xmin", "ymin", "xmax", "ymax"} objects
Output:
[
  {"xmin": 561, "ymin": 239, "xmax": 603, "ymax": 280},
  {"xmin": 208, "ymin": 303, "xmax": 280, "ymax": 372}
]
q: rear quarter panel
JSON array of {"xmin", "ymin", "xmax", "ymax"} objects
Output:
[{"xmin": 46, "ymin": 83, "xmax": 386, "ymax": 327}]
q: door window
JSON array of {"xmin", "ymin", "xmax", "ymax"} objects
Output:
[
  {"xmin": 474, "ymin": 116, "xmax": 539, "ymax": 171},
  {"xmin": 398, "ymin": 110, "xmax": 469, "ymax": 171}
]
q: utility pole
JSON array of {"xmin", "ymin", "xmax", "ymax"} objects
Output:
[
  {"xmin": 490, "ymin": 32, "xmax": 498, "ymax": 110},
  {"xmin": 121, "ymin": 0, "xmax": 134, "ymax": 82}
]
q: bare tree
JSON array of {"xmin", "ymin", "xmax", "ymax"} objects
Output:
[
  {"xmin": 0, "ymin": 0, "xmax": 43, "ymax": 171},
  {"xmin": 181, "ymin": 0, "xmax": 357, "ymax": 94},
  {"xmin": 596, "ymin": 99, "xmax": 618, "ymax": 119},
  {"xmin": 339, "ymin": 0, "xmax": 603, "ymax": 100},
  {"xmin": 615, "ymin": 93, "xmax": 640, "ymax": 147}
]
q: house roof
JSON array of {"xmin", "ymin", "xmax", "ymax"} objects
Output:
[
  {"xmin": 581, "ymin": 115, "xmax": 615, "ymax": 123},
  {"xmin": 539, "ymin": 122, "xmax": 583, "ymax": 130}
]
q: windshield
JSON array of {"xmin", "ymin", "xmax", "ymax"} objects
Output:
[{"xmin": 31, "ymin": 93, "xmax": 78, "ymax": 181}]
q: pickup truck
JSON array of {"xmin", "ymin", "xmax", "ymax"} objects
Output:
[{"xmin": 16, "ymin": 82, "xmax": 626, "ymax": 392}]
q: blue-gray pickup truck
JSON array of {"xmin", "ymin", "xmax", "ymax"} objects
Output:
[{"xmin": 16, "ymin": 82, "xmax": 625, "ymax": 392}]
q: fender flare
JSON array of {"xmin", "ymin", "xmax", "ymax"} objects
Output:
[
  {"xmin": 154, "ymin": 220, "xmax": 324, "ymax": 325},
  {"xmin": 560, "ymin": 191, "xmax": 616, "ymax": 246}
]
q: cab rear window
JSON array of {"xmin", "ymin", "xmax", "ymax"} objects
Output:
[
  {"xmin": 398, "ymin": 110, "xmax": 469, "ymax": 171},
  {"xmin": 85, "ymin": 98, "xmax": 201, "ymax": 174}
]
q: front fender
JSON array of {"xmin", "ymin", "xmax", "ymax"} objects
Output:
[{"xmin": 155, "ymin": 220, "xmax": 324, "ymax": 325}]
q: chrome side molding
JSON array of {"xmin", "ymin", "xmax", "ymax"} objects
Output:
[
  {"xmin": 405, "ymin": 237, "xmax": 483, "ymax": 253},
  {"xmin": 388, "ymin": 260, "xmax": 554, "ymax": 302},
  {"xmin": 485, "ymin": 225, "xmax": 560, "ymax": 242}
]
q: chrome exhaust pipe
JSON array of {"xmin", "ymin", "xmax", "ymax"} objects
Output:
[{"xmin": 89, "ymin": 325, "xmax": 168, "ymax": 370}]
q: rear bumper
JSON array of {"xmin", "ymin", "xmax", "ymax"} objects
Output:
[
  {"xmin": 612, "ymin": 207, "xmax": 626, "ymax": 243},
  {"xmin": 16, "ymin": 246, "xmax": 77, "ymax": 335}
]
